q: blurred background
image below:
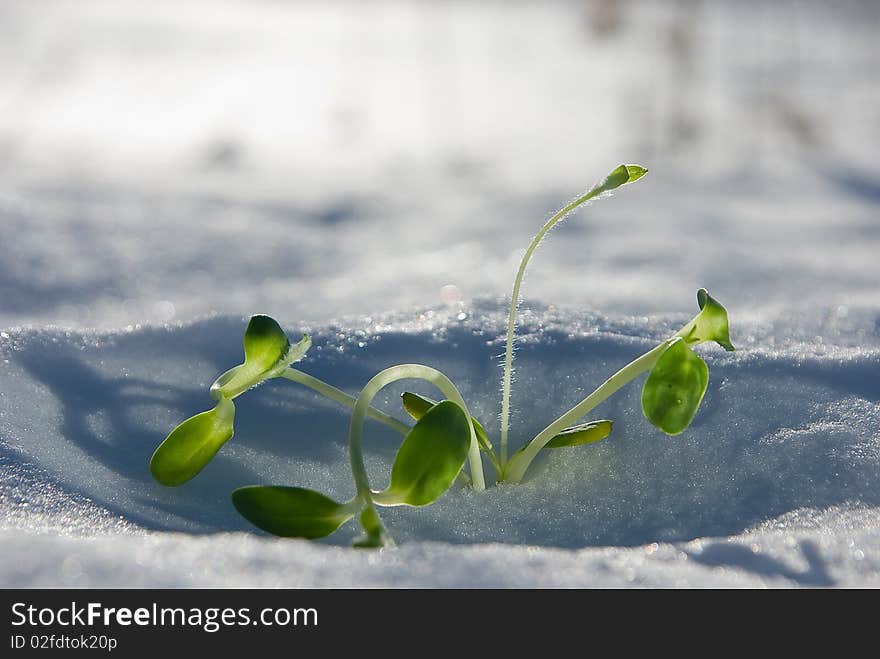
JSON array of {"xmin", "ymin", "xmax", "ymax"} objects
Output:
[{"xmin": 1, "ymin": 0, "xmax": 878, "ymax": 330}]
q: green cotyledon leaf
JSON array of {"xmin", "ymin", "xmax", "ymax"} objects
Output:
[
  {"xmin": 231, "ymin": 486, "xmax": 357, "ymax": 539},
  {"xmin": 641, "ymin": 337, "xmax": 709, "ymax": 435},
  {"xmin": 150, "ymin": 398, "xmax": 235, "ymax": 486},
  {"xmin": 676, "ymin": 289, "xmax": 735, "ymax": 352},
  {"xmin": 373, "ymin": 400, "xmax": 471, "ymax": 507},
  {"xmin": 211, "ymin": 315, "xmax": 311, "ymax": 400},
  {"xmin": 544, "ymin": 419, "xmax": 613, "ymax": 448},
  {"xmin": 590, "ymin": 164, "xmax": 648, "ymax": 196},
  {"xmin": 401, "ymin": 391, "xmax": 492, "ymax": 452}
]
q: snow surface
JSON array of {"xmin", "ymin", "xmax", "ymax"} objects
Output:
[
  {"xmin": 1, "ymin": 0, "xmax": 879, "ymax": 587},
  {"xmin": 2, "ymin": 306, "xmax": 879, "ymax": 586}
]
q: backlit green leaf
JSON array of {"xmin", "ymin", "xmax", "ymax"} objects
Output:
[
  {"xmin": 590, "ymin": 163, "xmax": 649, "ymax": 196},
  {"xmin": 545, "ymin": 419, "xmax": 613, "ymax": 448},
  {"xmin": 150, "ymin": 398, "xmax": 235, "ymax": 486},
  {"xmin": 401, "ymin": 391, "xmax": 492, "ymax": 451},
  {"xmin": 375, "ymin": 400, "xmax": 471, "ymax": 507},
  {"xmin": 212, "ymin": 315, "xmax": 311, "ymax": 399},
  {"xmin": 676, "ymin": 289, "xmax": 735, "ymax": 352},
  {"xmin": 400, "ymin": 391, "xmax": 433, "ymax": 419},
  {"xmin": 642, "ymin": 338, "xmax": 709, "ymax": 435},
  {"xmin": 623, "ymin": 164, "xmax": 648, "ymax": 182},
  {"xmin": 231, "ymin": 486, "xmax": 356, "ymax": 539}
]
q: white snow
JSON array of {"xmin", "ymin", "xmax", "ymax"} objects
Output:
[
  {"xmin": 1, "ymin": 0, "xmax": 879, "ymax": 587},
  {"xmin": 2, "ymin": 307, "xmax": 879, "ymax": 586},
  {"xmin": 3, "ymin": 506, "xmax": 879, "ymax": 588}
]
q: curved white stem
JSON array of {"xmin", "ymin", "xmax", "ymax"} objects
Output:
[{"xmin": 349, "ymin": 364, "xmax": 486, "ymax": 499}]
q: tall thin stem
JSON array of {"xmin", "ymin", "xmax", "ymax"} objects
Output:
[
  {"xmin": 499, "ymin": 164, "xmax": 646, "ymax": 467},
  {"xmin": 499, "ymin": 196, "xmax": 602, "ymax": 465}
]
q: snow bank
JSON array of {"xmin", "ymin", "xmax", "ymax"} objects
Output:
[{"xmin": 3, "ymin": 505, "xmax": 878, "ymax": 588}]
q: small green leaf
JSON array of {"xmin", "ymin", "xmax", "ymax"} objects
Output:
[
  {"xmin": 375, "ymin": 400, "xmax": 471, "ymax": 507},
  {"xmin": 545, "ymin": 419, "xmax": 613, "ymax": 448},
  {"xmin": 592, "ymin": 163, "xmax": 649, "ymax": 195},
  {"xmin": 150, "ymin": 398, "xmax": 236, "ymax": 486},
  {"xmin": 212, "ymin": 315, "xmax": 311, "ymax": 399},
  {"xmin": 642, "ymin": 338, "xmax": 709, "ymax": 435},
  {"xmin": 623, "ymin": 164, "xmax": 648, "ymax": 182},
  {"xmin": 401, "ymin": 391, "xmax": 492, "ymax": 451},
  {"xmin": 231, "ymin": 486, "xmax": 356, "ymax": 539},
  {"xmin": 677, "ymin": 289, "xmax": 735, "ymax": 352},
  {"xmin": 401, "ymin": 391, "xmax": 433, "ymax": 419}
]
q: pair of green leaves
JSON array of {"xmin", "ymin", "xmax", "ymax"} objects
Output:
[
  {"xmin": 150, "ymin": 315, "xmax": 310, "ymax": 486},
  {"xmin": 231, "ymin": 400, "xmax": 472, "ymax": 542},
  {"xmin": 208, "ymin": 315, "xmax": 311, "ymax": 400},
  {"xmin": 152, "ymin": 313, "xmax": 474, "ymax": 544},
  {"xmin": 641, "ymin": 289, "xmax": 734, "ymax": 435},
  {"xmin": 403, "ymin": 391, "xmax": 613, "ymax": 453}
]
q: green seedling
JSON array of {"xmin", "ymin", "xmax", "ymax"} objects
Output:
[{"xmin": 150, "ymin": 163, "xmax": 735, "ymax": 547}]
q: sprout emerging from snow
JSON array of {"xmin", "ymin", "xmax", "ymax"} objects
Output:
[{"xmin": 150, "ymin": 164, "xmax": 736, "ymax": 547}]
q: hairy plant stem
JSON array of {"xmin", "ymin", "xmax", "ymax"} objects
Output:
[
  {"xmin": 500, "ymin": 195, "xmax": 610, "ymax": 466},
  {"xmin": 503, "ymin": 340, "xmax": 672, "ymax": 484}
]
